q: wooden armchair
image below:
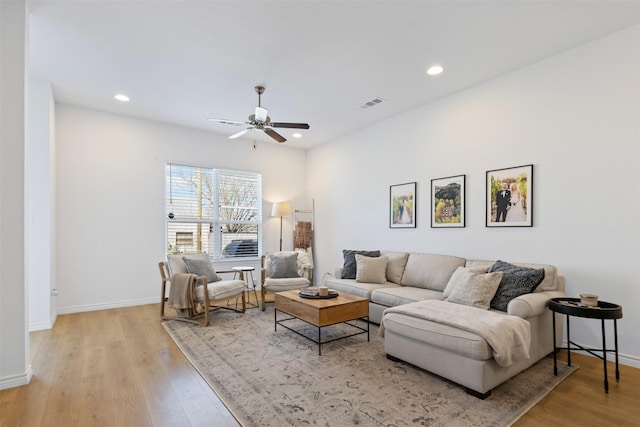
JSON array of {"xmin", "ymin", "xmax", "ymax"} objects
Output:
[
  {"xmin": 159, "ymin": 255, "xmax": 247, "ymax": 326},
  {"xmin": 260, "ymin": 249, "xmax": 313, "ymax": 311}
]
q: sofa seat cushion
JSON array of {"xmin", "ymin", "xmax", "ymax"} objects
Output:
[
  {"xmin": 264, "ymin": 277, "xmax": 310, "ymax": 292},
  {"xmin": 324, "ymin": 278, "xmax": 399, "ymax": 299},
  {"xmin": 383, "ymin": 311, "xmax": 493, "ymax": 361},
  {"xmin": 195, "ymin": 279, "xmax": 246, "ymax": 302},
  {"xmin": 371, "ymin": 287, "xmax": 443, "ymax": 308},
  {"xmin": 400, "ymin": 253, "xmax": 466, "ymax": 291}
]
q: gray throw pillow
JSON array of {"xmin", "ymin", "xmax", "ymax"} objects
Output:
[
  {"xmin": 342, "ymin": 249, "xmax": 380, "ymax": 279},
  {"xmin": 182, "ymin": 256, "xmax": 221, "ymax": 283},
  {"xmin": 270, "ymin": 253, "xmax": 300, "ymax": 278},
  {"xmin": 489, "ymin": 260, "xmax": 545, "ymax": 311}
]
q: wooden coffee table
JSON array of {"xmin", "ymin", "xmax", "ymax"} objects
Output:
[{"xmin": 274, "ymin": 290, "xmax": 369, "ymax": 355}]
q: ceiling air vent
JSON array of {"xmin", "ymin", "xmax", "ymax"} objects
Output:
[{"xmin": 360, "ymin": 97, "xmax": 384, "ymax": 109}]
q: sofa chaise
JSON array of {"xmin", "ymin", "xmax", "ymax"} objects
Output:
[{"xmin": 324, "ymin": 250, "xmax": 567, "ymax": 397}]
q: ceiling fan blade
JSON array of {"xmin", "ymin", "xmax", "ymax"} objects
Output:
[
  {"xmin": 228, "ymin": 128, "xmax": 253, "ymax": 139},
  {"xmin": 255, "ymin": 106, "xmax": 268, "ymax": 122},
  {"xmin": 270, "ymin": 122, "xmax": 310, "ymax": 129},
  {"xmin": 207, "ymin": 118, "xmax": 246, "ymax": 126},
  {"xmin": 264, "ymin": 128, "xmax": 286, "ymax": 143}
]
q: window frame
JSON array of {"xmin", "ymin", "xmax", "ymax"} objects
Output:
[{"xmin": 165, "ymin": 162, "xmax": 262, "ymax": 261}]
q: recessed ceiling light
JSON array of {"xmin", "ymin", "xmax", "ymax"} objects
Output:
[
  {"xmin": 292, "ymin": 133, "xmax": 302, "ymax": 138},
  {"xmin": 426, "ymin": 65, "xmax": 444, "ymax": 76},
  {"xmin": 114, "ymin": 94, "xmax": 130, "ymax": 102}
]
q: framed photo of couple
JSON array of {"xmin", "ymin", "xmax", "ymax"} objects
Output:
[
  {"xmin": 390, "ymin": 182, "xmax": 416, "ymax": 228},
  {"xmin": 486, "ymin": 164, "xmax": 533, "ymax": 227}
]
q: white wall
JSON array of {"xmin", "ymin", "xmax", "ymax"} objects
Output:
[
  {"xmin": 0, "ymin": 0, "xmax": 31, "ymax": 390},
  {"xmin": 307, "ymin": 26, "xmax": 640, "ymax": 367},
  {"xmin": 55, "ymin": 105, "xmax": 307, "ymax": 313},
  {"xmin": 27, "ymin": 76, "xmax": 56, "ymax": 331}
]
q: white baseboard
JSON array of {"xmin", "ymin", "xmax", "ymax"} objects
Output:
[
  {"xmin": 0, "ymin": 364, "xmax": 32, "ymax": 390},
  {"xmin": 29, "ymin": 321, "xmax": 52, "ymax": 332},
  {"xmin": 57, "ymin": 297, "xmax": 158, "ymax": 315},
  {"xmin": 29, "ymin": 311, "xmax": 58, "ymax": 332}
]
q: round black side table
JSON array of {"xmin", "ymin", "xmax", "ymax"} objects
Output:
[{"xmin": 549, "ymin": 297, "xmax": 623, "ymax": 392}]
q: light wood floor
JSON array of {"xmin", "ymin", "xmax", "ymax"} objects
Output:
[{"xmin": 1, "ymin": 301, "xmax": 638, "ymax": 427}]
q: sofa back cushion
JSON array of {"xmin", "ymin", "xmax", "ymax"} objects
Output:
[
  {"xmin": 465, "ymin": 259, "xmax": 558, "ymax": 291},
  {"xmin": 400, "ymin": 253, "xmax": 467, "ymax": 291},
  {"xmin": 380, "ymin": 250, "xmax": 409, "ymax": 283}
]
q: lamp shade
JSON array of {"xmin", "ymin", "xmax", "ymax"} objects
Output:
[{"xmin": 271, "ymin": 202, "xmax": 292, "ymax": 217}]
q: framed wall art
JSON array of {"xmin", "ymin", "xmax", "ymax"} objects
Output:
[
  {"xmin": 431, "ymin": 175, "xmax": 465, "ymax": 228},
  {"xmin": 390, "ymin": 182, "xmax": 416, "ymax": 228},
  {"xmin": 486, "ymin": 164, "xmax": 533, "ymax": 227}
]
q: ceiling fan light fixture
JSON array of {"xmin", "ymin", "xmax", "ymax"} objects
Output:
[
  {"xmin": 292, "ymin": 133, "xmax": 302, "ymax": 138},
  {"xmin": 114, "ymin": 93, "xmax": 130, "ymax": 102},
  {"xmin": 426, "ymin": 65, "xmax": 444, "ymax": 76}
]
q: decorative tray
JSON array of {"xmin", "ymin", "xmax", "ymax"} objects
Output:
[{"xmin": 299, "ymin": 291, "xmax": 339, "ymax": 299}]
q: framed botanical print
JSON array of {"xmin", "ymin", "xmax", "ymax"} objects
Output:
[
  {"xmin": 390, "ymin": 182, "xmax": 416, "ymax": 228},
  {"xmin": 431, "ymin": 175, "xmax": 465, "ymax": 228},
  {"xmin": 486, "ymin": 164, "xmax": 533, "ymax": 227}
]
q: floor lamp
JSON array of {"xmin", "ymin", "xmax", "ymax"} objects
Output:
[{"xmin": 271, "ymin": 202, "xmax": 291, "ymax": 251}]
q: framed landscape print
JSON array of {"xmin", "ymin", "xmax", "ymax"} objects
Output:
[
  {"xmin": 486, "ymin": 164, "xmax": 533, "ymax": 227},
  {"xmin": 431, "ymin": 175, "xmax": 465, "ymax": 228},
  {"xmin": 390, "ymin": 182, "xmax": 416, "ymax": 228}
]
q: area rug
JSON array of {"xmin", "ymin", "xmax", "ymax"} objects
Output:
[{"xmin": 162, "ymin": 306, "xmax": 577, "ymax": 427}]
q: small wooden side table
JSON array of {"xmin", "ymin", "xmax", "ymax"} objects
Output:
[{"xmin": 549, "ymin": 297, "xmax": 623, "ymax": 392}]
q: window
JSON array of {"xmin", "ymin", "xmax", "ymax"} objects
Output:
[{"xmin": 166, "ymin": 163, "xmax": 262, "ymax": 259}]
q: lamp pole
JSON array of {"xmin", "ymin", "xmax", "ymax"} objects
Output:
[{"xmin": 272, "ymin": 202, "xmax": 291, "ymax": 252}]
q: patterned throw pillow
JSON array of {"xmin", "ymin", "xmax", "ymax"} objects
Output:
[
  {"xmin": 182, "ymin": 256, "xmax": 221, "ymax": 283},
  {"xmin": 342, "ymin": 250, "xmax": 381, "ymax": 279},
  {"xmin": 489, "ymin": 260, "xmax": 546, "ymax": 311},
  {"xmin": 270, "ymin": 252, "xmax": 300, "ymax": 278}
]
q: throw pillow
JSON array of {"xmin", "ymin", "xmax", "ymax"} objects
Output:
[
  {"xmin": 380, "ymin": 251, "xmax": 409, "ymax": 283},
  {"xmin": 489, "ymin": 260, "xmax": 546, "ymax": 311},
  {"xmin": 270, "ymin": 252, "xmax": 300, "ymax": 278},
  {"xmin": 445, "ymin": 270, "xmax": 503, "ymax": 310},
  {"xmin": 355, "ymin": 254, "xmax": 389, "ymax": 284},
  {"xmin": 342, "ymin": 249, "xmax": 380, "ymax": 279},
  {"xmin": 182, "ymin": 256, "xmax": 221, "ymax": 283},
  {"xmin": 443, "ymin": 266, "xmax": 490, "ymax": 298}
]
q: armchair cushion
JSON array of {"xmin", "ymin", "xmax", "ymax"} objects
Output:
[
  {"xmin": 194, "ymin": 279, "xmax": 246, "ymax": 302},
  {"xmin": 183, "ymin": 256, "xmax": 221, "ymax": 283},
  {"xmin": 263, "ymin": 277, "xmax": 310, "ymax": 292},
  {"xmin": 270, "ymin": 252, "xmax": 300, "ymax": 278}
]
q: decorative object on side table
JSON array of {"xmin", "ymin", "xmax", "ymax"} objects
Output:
[
  {"xmin": 431, "ymin": 174, "xmax": 465, "ymax": 228},
  {"xmin": 486, "ymin": 164, "xmax": 533, "ymax": 227},
  {"xmin": 390, "ymin": 182, "xmax": 416, "ymax": 228},
  {"xmin": 549, "ymin": 297, "xmax": 623, "ymax": 392}
]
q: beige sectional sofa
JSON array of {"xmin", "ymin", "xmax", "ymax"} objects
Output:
[{"xmin": 324, "ymin": 250, "xmax": 567, "ymax": 397}]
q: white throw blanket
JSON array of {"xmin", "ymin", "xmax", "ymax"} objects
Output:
[{"xmin": 382, "ymin": 300, "xmax": 531, "ymax": 367}]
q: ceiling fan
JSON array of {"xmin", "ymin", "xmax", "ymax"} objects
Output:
[{"xmin": 207, "ymin": 86, "xmax": 310, "ymax": 143}]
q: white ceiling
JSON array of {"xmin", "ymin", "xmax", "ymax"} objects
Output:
[{"xmin": 28, "ymin": 1, "xmax": 640, "ymax": 149}]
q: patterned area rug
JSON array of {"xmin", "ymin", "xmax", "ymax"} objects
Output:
[{"xmin": 163, "ymin": 306, "xmax": 576, "ymax": 427}]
